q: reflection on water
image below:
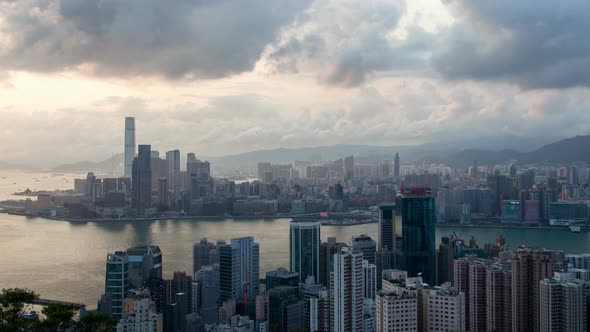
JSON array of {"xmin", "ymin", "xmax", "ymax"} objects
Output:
[{"xmin": 2, "ymin": 213, "xmax": 590, "ymax": 308}]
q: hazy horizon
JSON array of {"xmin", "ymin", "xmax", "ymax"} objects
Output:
[{"xmin": 2, "ymin": 0, "xmax": 590, "ymax": 165}]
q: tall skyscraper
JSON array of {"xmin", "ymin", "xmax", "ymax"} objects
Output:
[
  {"xmin": 268, "ymin": 286, "xmax": 305, "ymax": 332},
  {"xmin": 486, "ymin": 265, "xmax": 512, "ymax": 332},
  {"xmin": 378, "ymin": 204, "xmax": 395, "ymax": 251},
  {"xmin": 376, "ymin": 289, "xmax": 417, "ymax": 332},
  {"xmin": 511, "ymin": 247, "xmax": 566, "ymax": 332},
  {"xmin": 195, "ymin": 265, "xmax": 220, "ymax": 325},
  {"xmin": 290, "ymin": 221, "xmax": 320, "ymax": 283},
  {"xmin": 219, "ymin": 237, "xmax": 260, "ymax": 303},
  {"xmin": 158, "ymin": 177, "xmax": 168, "ymax": 207},
  {"xmin": 352, "ymin": 234, "xmax": 377, "ymax": 264},
  {"xmin": 344, "ymin": 155, "xmax": 354, "ymax": 181},
  {"xmin": 393, "ymin": 152, "xmax": 400, "ymax": 178},
  {"xmin": 187, "ymin": 154, "xmax": 211, "ymax": 199},
  {"xmin": 331, "ymin": 246, "xmax": 363, "ymax": 332},
  {"xmin": 193, "ymin": 238, "xmax": 218, "ymax": 275},
  {"xmin": 539, "ymin": 278, "xmax": 586, "ymax": 332},
  {"xmin": 131, "ymin": 144, "xmax": 152, "ymax": 217},
  {"xmin": 105, "ymin": 251, "xmax": 129, "ymax": 319},
  {"xmin": 421, "ymin": 285, "xmax": 466, "ymax": 332},
  {"xmin": 126, "ymin": 245, "xmax": 162, "ymax": 289},
  {"xmin": 124, "ymin": 117, "xmax": 135, "ymax": 178},
  {"xmin": 362, "ymin": 260, "xmax": 377, "ymax": 300},
  {"xmin": 166, "ymin": 150, "xmax": 181, "ymax": 206},
  {"xmin": 319, "ymin": 238, "xmax": 346, "ymax": 288},
  {"xmin": 401, "ymin": 188, "xmax": 436, "ymax": 285}
]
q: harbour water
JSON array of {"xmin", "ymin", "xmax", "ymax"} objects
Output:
[{"xmin": 1, "ymin": 172, "xmax": 590, "ymax": 307}]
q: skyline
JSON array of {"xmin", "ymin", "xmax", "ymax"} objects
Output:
[{"xmin": 2, "ymin": 0, "xmax": 590, "ymax": 165}]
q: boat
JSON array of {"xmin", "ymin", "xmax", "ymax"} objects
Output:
[{"xmin": 570, "ymin": 225, "xmax": 582, "ymax": 233}]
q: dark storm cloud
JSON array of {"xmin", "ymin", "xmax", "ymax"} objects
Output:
[
  {"xmin": 0, "ymin": 0, "xmax": 312, "ymax": 79},
  {"xmin": 433, "ymin": 0, "xmax": 590, "ymax": 89}
]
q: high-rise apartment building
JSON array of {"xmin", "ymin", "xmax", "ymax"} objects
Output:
[
  {"xmin": 105, "ymin": 251, "xmax": 129, "ymax": 320},
  {"xmin": 421, "ymin": 285, "xmax": 466, "ymax": 332},
  {"xmin": 219, "ymin": 237, "xmax": 260, "ymax": 303},
  {"xmin": 124, "ymin": 117, "xmax": 135, "ymax": 178},
  {"xmin": 486, "ymin": 266, "xmax": 512, "ymax": 332},
  {"xmin": 511, "ymin": 247, "xmax": 566, "ymax": 332},
  {"xmin": 116, "ymin": 290, "xmax": 160, "ymax": 332},
  {"xmin": 319, "ymin": 237, "xmax": 346, "ymax": 288},
  {"xmin": 363, "ymin": 260, "xmax": 377, "ymax": 300},
  {"xmin": 376, "ymin": 289, "xmax": 417, "ymax": 332},
  {"xmin": 539, "ymin": 278, "xmax": 586, "ymax": 332},
  {"xmin": 131, "ymin": 144, "xmax": 152, "ymax": 217},
  {"xmin": 468, "ymin": 261, "xmax": 488, "ymax": 332},
  {"xmin": 401, "ymin": 188, "xmax": 436, "ymax": 285},
  {"xmin": 331, "ymin": 246, "xmax": 364, "ymax": 332},
  {"xmin": 290, "ymin": 221, "xmax": 320, "ymax": 283}
]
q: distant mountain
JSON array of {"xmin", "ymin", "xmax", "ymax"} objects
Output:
[
  {"xmin": 51, "ymin": 154, "xmax": 124, "ymax": 174},
  {"xmin": 440, "ymin": 149, "xmax": 523, "ymax": 167},
  {"xmin": 0, "ymin": 161, "xmax": 29, "ymax": 171},
  {"xmin": 441, "ymin": 135, "xmax": 590, "ymax": 166},
  {"xmin": 519, "ymin": 135, "xmax": 590, "ymax": 164},
  {"xmin": 49, "ymin": 134, "xmax": 589, "ymax": 174}
]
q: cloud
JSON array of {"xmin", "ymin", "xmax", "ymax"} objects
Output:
[
  {"xmin": 433, "ymin": 0, "xmax": 590, "ymax": 89},
  {"xmin": 0, "ymin": 0, "xmax": 312, "ymax": 79},
  {"xmin": 263, "ymin": 0, "xmax": 435, "ymax": 87}
]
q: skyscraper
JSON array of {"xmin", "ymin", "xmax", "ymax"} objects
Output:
[
  {"xmin": 393, "ymin": 152, "xmax": 400, "ymax": 178},
  {"xmin": 352, "ymin": 234, "xmax": 377, "ymax": 264},
  {"xmin": 343, "ymin": 155, "xmax": 354, "ymax": 181},
  {"xmin": 131, "ymin": 144, "xmax": 152, "ymax": 217},
  {"xmin": 378, "ymin": 204, "xmax": 395, "ymax": 251},
  {"xmin": 124, "ymin": 117, "xmax": 135, "ymax": 178},
  {"xmin": 290, "ymin": 221, "xmax": 320, "ymax": 283},
  {"xmin": 268, "ymin": 286, "xmax": 305, "ymax": 332},
  {"xmin": 193, "ymin": 238, "xmax": 218, "ymax": 275},
  {"xmin": 195, "ymin": 265, "xmax": 220, "ymax": 325},
  {"xmin": 539, "ymin": 278, "xmax": 586, "ymax": 332},
  {"xmin": 362, "ymin": 260, "xmax": 377, "ymax": 300},
  {"xmin": 511, "ymin": 247, "xmax": 566, "ymax": 332},
  {"xmin": 319, "ymin": 238, "xmax": 346, "ymax": 288},
  {"xmin": 219, "ymin": 237, "xmax": 260, "ymax": 303},
  {"xmin": 331, "ymin": 246, "xmax": 363, "ymax": 332},
  {"xmin": 166, "ymin": 150, "xmax": 181, "ymax": 206},
  {"xmin": 401, "ymin": 188, "xmax": 436, "ymax": 285},
  {"xmin": 126, "ymin": 245, "xmax": 162, "ymax": 289},
  {"xmin": 105, "ymin": 251, "xmax": 129, "ymax": 319},
  {"xmin": 158, "ymin": 177, "xmax": 168, "ymax": 207}
]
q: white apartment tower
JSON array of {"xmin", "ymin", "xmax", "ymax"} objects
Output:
[{"xmin": 331, "ymin": 246, "xmax": 364, "ymax": 332}]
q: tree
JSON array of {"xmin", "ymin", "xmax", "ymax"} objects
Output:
[
  {"xmin": 0, "ymin": 288, "xmax": 39, "ymax": 331},
  {"xmin": 36, "ymin": 303, "xmax": 77, "ymax": 331},
  {"xmin": 77, "ymin": 311, "xmax": 117, "ymax": 332},
  {"xmin": 0, "ymin": 288, "xmax": 116, "ymax": 332}
]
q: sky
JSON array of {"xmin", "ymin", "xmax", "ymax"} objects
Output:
[{"xmin": 1, "ymin": 0, "xmax": 590, "ymax": 165}]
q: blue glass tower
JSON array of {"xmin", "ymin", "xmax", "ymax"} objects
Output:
[{"xmin": 401, "ymin": 188, "xmax": 436, "ymax": 285}]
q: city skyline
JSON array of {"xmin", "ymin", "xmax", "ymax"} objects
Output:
[{"xmin": 2, "ymin": 1, "xmax": 590, "ymax": 165}]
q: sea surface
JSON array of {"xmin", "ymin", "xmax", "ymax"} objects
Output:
[{"xmin": 1, "ymin": 171, "xmax": 590, "ymax": 308}]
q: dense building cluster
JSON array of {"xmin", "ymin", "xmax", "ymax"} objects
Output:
[{"xmin": 93, "ymin": 188, "xmax": 590, "ymax": 332}]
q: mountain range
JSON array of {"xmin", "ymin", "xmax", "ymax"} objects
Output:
[{"xmin": 44, "ymin": 134, "xmax": 590, "ymax": 174}]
